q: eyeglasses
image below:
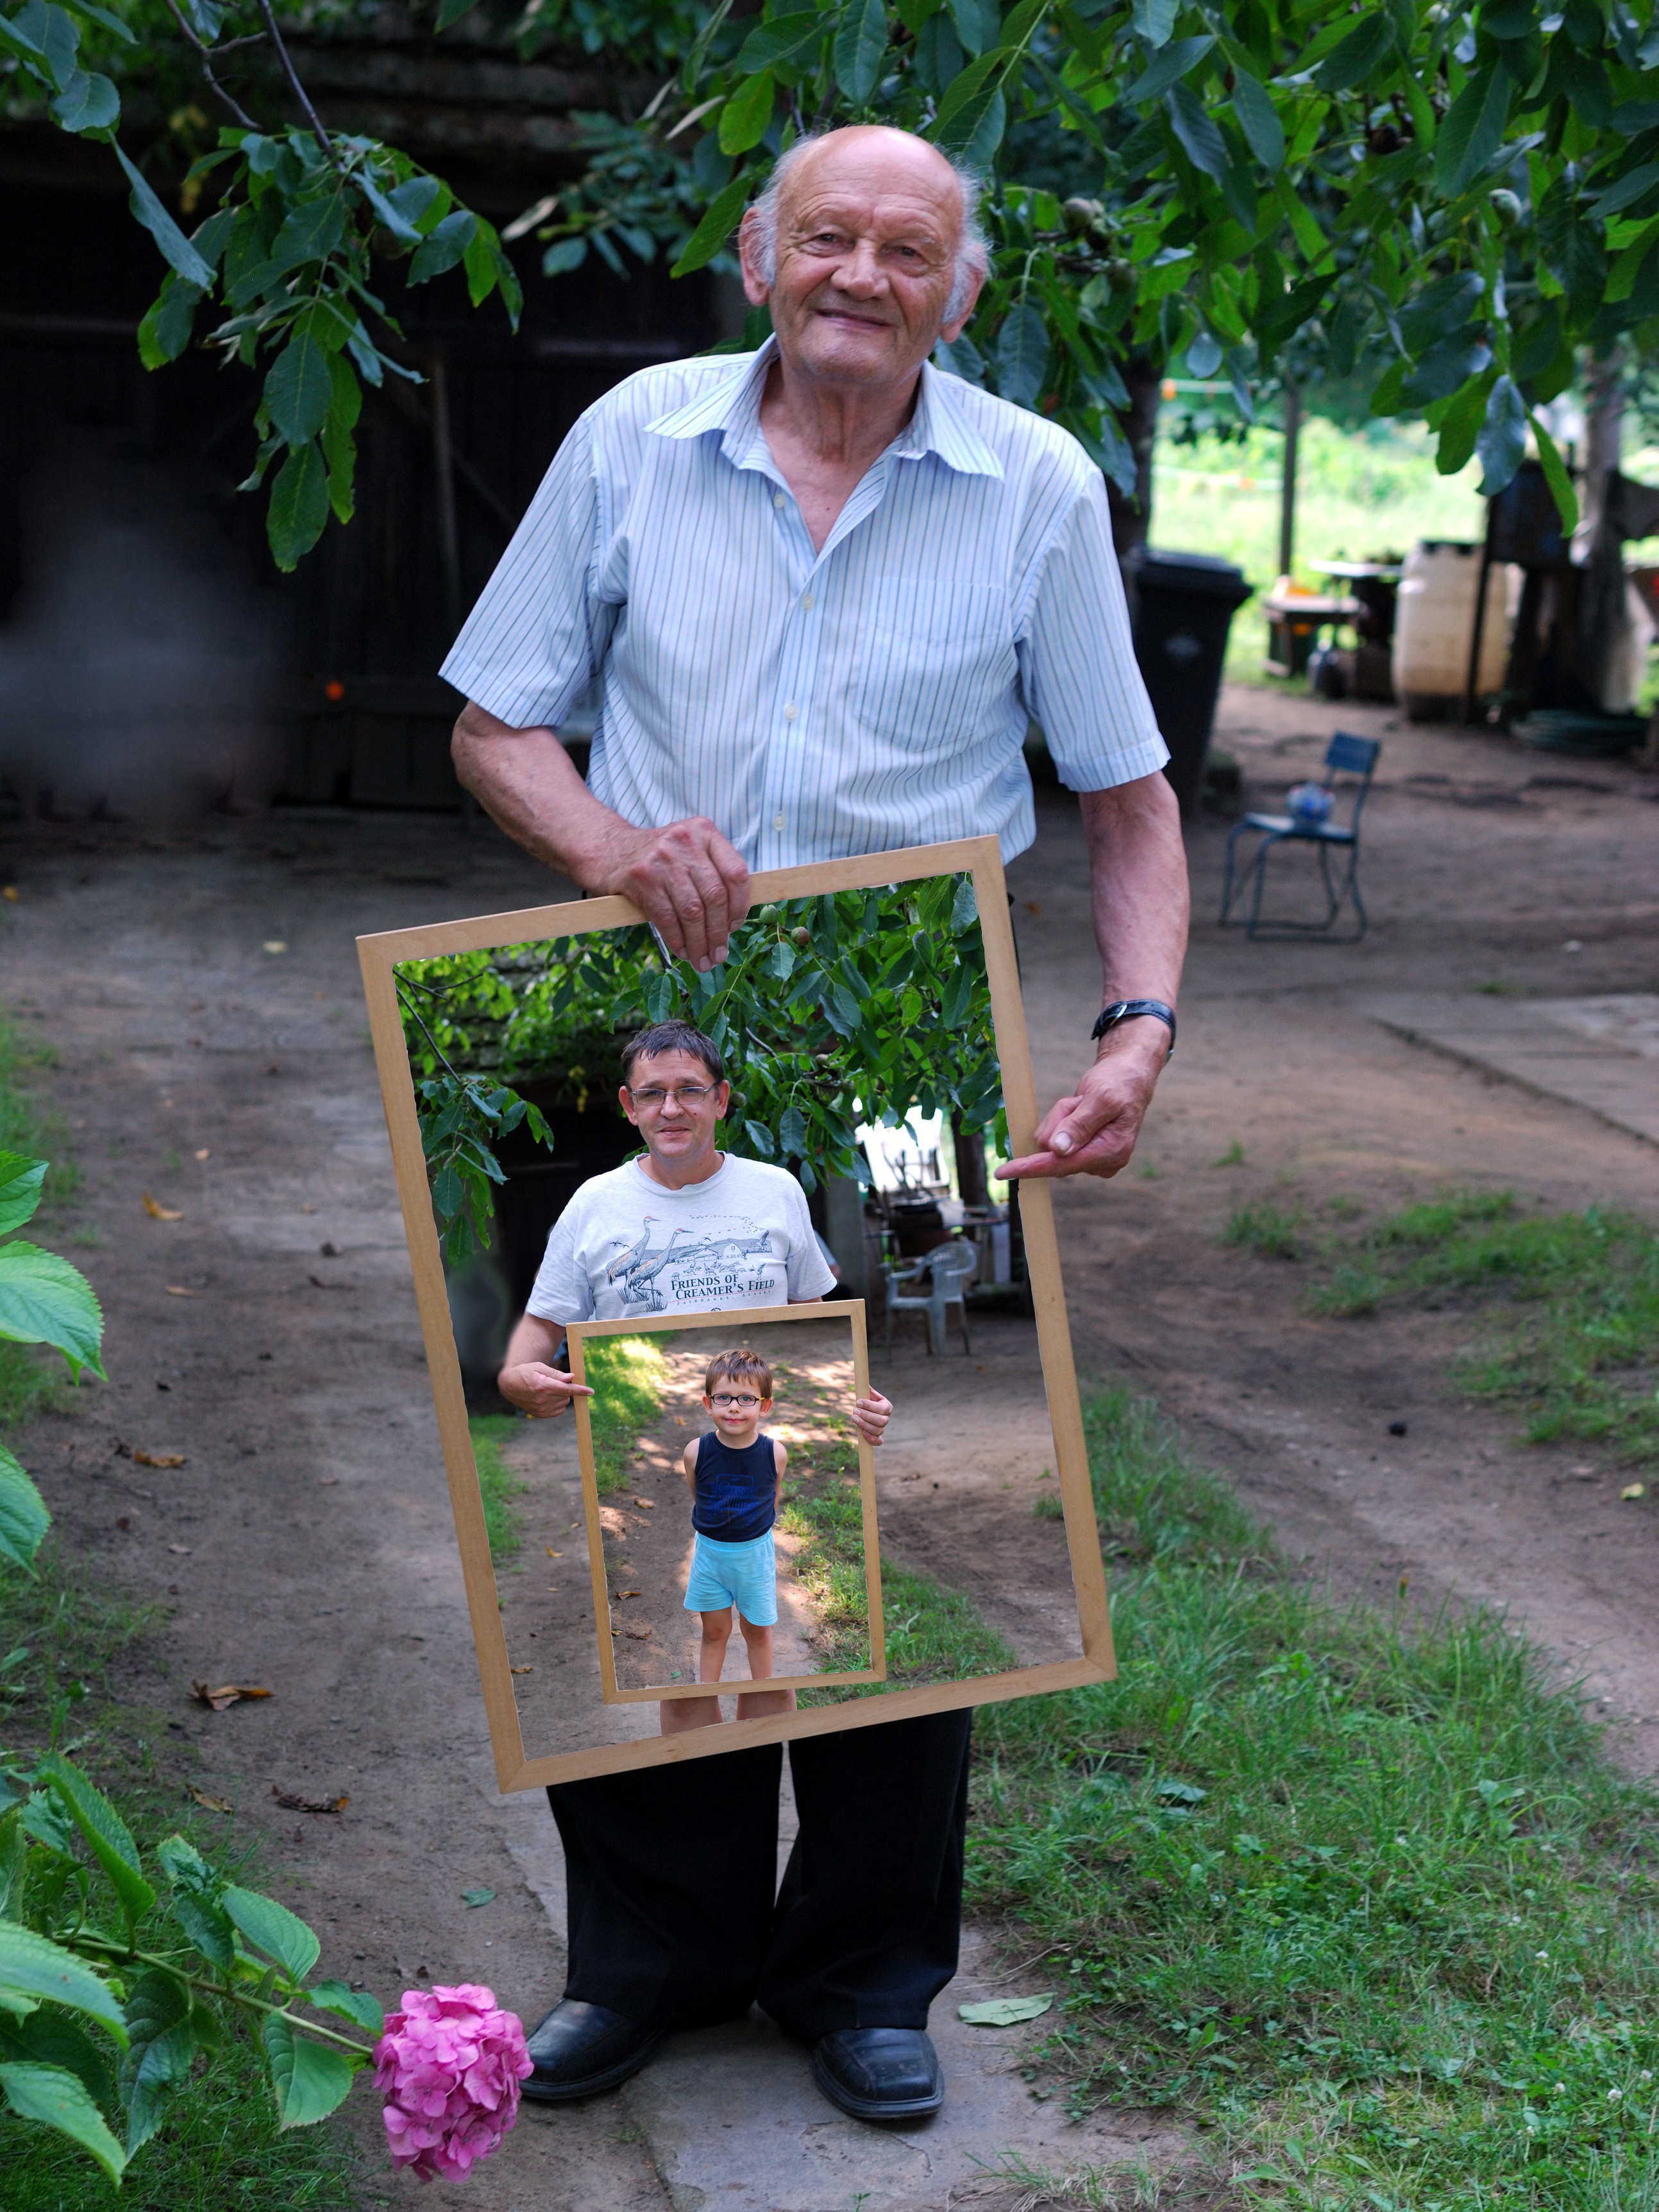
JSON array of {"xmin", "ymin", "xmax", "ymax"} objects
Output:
[
  {"xmin": 627, "ymin": 1083, "xmax": 716, "ymax": 1108},
  {"xmin": 709, "ymin": 1392, "xmax": 762, "ymax": 1408}
]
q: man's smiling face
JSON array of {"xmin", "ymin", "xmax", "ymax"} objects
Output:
[{"xmin": 743, "ymin": 128, "xmax": 979, "ymax": 394}]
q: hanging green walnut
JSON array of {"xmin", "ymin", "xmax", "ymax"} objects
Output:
[
  {"xmin": 1107, "ymin": 259, "xmax": 1133, "ymax": 290},
  {"xmin": 791, "ymin": 925, "xmax": 811, "ymax": 948},
  {"xmin": 757, "ymin": 903, "xmax": 780, "ymax": 924},
  {"xmin": 1489, "ymin": 187, "xmax": 1523, "ymax": 230},
  {"xmin": 1063, "ymin": 196, "xmax": 1105, "ymax": 236}
]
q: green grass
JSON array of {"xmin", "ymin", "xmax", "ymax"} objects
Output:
[
  {"xmin": 582, "ymin": 1331, "xmax": 673, "ymax": 1496},
  {"xmin": 1149, "ymin": 412, "xmax": 1486, "ymax": 686},
  {"xmin": 968, "ymin": 1382, "xmax": 1659, "ymax": 2209},
  {"xmin": 1305, "ymin": 1191, "xmax": 1659, "ymax": 1463},
  {"xmin": 1225, "ymin": 1199, "xmax": 1304, "ymax": 1261},
  {"xmin": 468, "ymin": 1413, "xmax": 530, "ymax": 1564},
  {"xmin": 0, "ymin": 1015, "xmax": 83, "ymax": 1427}
]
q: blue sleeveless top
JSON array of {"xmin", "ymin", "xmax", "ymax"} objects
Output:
[{"xmin": 693, "ymin": 1430, "xmax": 777, "ymax": 1543}]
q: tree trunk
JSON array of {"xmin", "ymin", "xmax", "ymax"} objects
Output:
[
  {"xmin": 1106, "ymin": 353, "xmax": 1163, "ymax": 570},
  {"xmin": 950, "ymin": 1113, "xmax": 989, "ymax": 1210},
  {"xmin": 1578, "ymin": 353, "xmax": 1631, "ymax": 712}
]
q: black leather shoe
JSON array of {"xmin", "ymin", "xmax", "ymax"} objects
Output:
[
  {"xmin": 811, "ymin": 2028, "xmax": 944, "ymax": 2120},
  {"xmin": 521, "ymin": 1998, "xmax": 664, "ymax": 2104}
]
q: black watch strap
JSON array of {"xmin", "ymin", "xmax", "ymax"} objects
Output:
[{"xmin": 1091, "ymin": 999, "xmax": 1176, "ymax": 1054}]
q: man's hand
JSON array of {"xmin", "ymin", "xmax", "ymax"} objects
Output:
[
  {"xmin": 850, "ymin": 1388, "xmax": 893, "ymax": 1446},
  {"xmin": 1000, "ymin": 1027, "xmax": 1169, "ymax": 1180},
  {"xmin": 498, "ymin": 1363, "xmax": 595, "ymax": 1419},
  {"xmin": 585, "ymin": 815, "xmax": 752, "ymax": 974}
]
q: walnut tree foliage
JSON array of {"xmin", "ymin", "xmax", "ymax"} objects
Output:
[{"xmin": 398, "ymin": 873, "xmax": 1004, "ymax": 1263}]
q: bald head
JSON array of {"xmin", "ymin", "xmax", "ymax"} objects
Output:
[{"xmin": 748, "ymin": 127, "xmax": 988, "ymax": 326}]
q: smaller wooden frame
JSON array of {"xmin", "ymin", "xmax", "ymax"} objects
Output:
[
  {"xmin": 359, "ymin": 834, "xmax": 1116, "ymax": 1791},
  {"xmin": 567, "ymin": 1302, "xmax": 886, "ymax": 1702}
]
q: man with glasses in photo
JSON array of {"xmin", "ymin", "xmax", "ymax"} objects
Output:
[{"xmin": 447, "ymin": 122, "xmax": 1186, "ymax": 2123}]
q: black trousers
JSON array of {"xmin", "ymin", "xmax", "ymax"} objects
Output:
[{"xmin": 546, "ymin": 1711, "xmax": 972, "ymax": 2041}]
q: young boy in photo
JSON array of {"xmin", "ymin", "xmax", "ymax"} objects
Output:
[{"xmin": 677, "ymin": 1349, "xmax": 789, "ymax": 1724}]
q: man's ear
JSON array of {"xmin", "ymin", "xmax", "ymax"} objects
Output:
[
  {"xmin": 938, "ymin": 262, "xmax": 986, "ymax": 346},
  {"xmin": 619, "ymin": 1083, "xmax": 640, "ymax": 1126},
  {"xmin": 737, "ymin": 210, "xmax": 772, "ymax": 308}
]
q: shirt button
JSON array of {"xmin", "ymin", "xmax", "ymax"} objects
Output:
[
  {"xmin": 773, "ymin": 813, "xmax": 786, "ymax": 831},
  {"xmin": 783, "ymin": 702, "xmax": 799, "ymax": 721},
  {"xmin": 800, "ymin": 592, "xmax": 814, "ymax": 610},
  {"xmin": 772, "ymin": 492, "xmax": 787, "ymax": 509}
]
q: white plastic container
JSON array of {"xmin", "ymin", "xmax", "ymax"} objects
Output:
[{"xmin": 1391, "ymin": 540, "xmax": 1510, "ymax": 720}]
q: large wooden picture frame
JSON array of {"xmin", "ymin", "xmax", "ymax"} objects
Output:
[
  {"xmin": 568, "ymin": 1303, "xmax": 887, "ymax": 1703},
  {"xmin": 358, "ymin": 834, "xmax": 1115, "ymax": 1790}
]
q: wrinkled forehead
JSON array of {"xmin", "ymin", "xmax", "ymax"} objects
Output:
[{"xmin": 780, "ymin": 149, "xmax": 963, "ymax": 253}]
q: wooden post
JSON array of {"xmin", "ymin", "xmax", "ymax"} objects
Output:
[{"xmin": 1279, "ymin": 383, "xmax": 1301, "ymax": 582}]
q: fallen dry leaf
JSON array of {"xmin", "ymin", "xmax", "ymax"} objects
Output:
[
  {"xmin": 1622, "ymin": 1483, "xmax": 1646, "ymax": 1501},
  {"xmin": 633, "ymin": 1498, "xmax": 655, "ymax": 1509},
  {"xmin": 612, "ymin": 1589, "xmax": 641, "ymax": 1600},
  {"xmin": 271, "ymin": 1785, "xmax": 348, "ymax": 1815},
  {"xmin": 510, "ymin": 1665, "xmax": 533, "ymax": 1675},
  {"xmin": 318, "ymin": 1477, "xmax": 340, "ymax": 1487},
  {"xmin": 194, "ymin": 1148, "xmax": 210, "ymax": 1160},
  {"xmin": 308, "ymin": 1274, "xmax": 353, "ymax": 1290},
  {"xmin": 625, "ymin": 1627, "xmax": 652, "ymax": 1640},
  {"xmin": 167, "ymin": 1544, "xmax": 192, "ymax": 1556},
  {"xmin": 190, "ymin": 1787, "xmax": 233, "ymax": 1814},
  {"xmin": 135, "ymin": 1449, "xmax": 187, "ymax": 1469},
  {"xmin": 142, "ymin": 1193, "xmax": 184, "ymax": 1220},
  {"xmin": 165, "ymin": 1286, "xmax": 201, "ymax": 1299},
  {"xmin": 191, "ymin": 1680, "xmax": 273, "ymax": 1710}
]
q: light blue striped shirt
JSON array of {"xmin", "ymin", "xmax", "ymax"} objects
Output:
[{"xmin": 441, "ymin": 339, "xmax": 1167, "ymax": 868}]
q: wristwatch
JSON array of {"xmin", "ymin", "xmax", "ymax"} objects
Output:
[{"xmin": 1091, "ymin": 999, "xmax": 1176, "ymax": 1056}]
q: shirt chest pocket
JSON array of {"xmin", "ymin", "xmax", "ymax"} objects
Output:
[{"xmin": 854, "ymin": 577, "xmax": 1014, "ymax": 746}]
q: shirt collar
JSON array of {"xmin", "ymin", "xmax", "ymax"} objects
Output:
[{"xmin": 646, "ymin": 337, "xmax": 1002, "ymax": 480}]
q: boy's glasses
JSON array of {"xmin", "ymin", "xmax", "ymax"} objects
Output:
[
  {"xmin": 627, "ymin": 1082, "xmax": 716, "ymax": 1108},
  {"xmin": 709, "ymin": 1392, "xmax": 762, "ymax": 1408}
]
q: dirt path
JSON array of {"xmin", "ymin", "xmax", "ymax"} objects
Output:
[{"xmin": 4, "ymin": 691, "xmax": 1656, "ymax": 2206}]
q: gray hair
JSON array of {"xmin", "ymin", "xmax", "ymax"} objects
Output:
[{"xmin": 748, "ymin": 131, "xmax": 990, "ymax": 327}]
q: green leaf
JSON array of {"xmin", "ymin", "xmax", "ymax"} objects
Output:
[
  {"xmin": 435, "ymin": 0, "xmax": 482, "ymax": 22},
  {"xmin": 1529, "ymin": 411, "xmax": 1578, "ymax": 536},
  {"xmin": 950, "ymin": 876, "xmax": 979, "ymax": 931},
  {"xmin": 0, "ymin": 2062, "xmax": 127, "ymax": 2183},
  {"xmin": 1590, "ymin": 162, "xmax": 1659, "ymax": 217},
  {"xmin": 720, "ymin": 71, "xmax": 776, "ymax": 155},
  {"xmin": 735, "ymin": 10, "xmax": 823, "ymax": 72},
  {"xmin": 49, "ymin": 67, "xmax": 119, "ymax": 131},
  {"xmin": 265, "ymin": 334, "xmax": 333, "ymax": 448},
  {"xmin": 1311, "ymin": 13, "xmax": 1394, "ymax": 91},
  {"xmin": 958, "ymin": 1993, "xmax": 1054, "ymax": 2025},
  {"xmin": 950, "ymin": 0, "xmax": 1000, "ymax": 54},
  {"xmin": 1125, "ymin": 34, "xmax": 1214, "ymax": 104},
  {"xmin": 307, "ymin": 1980, "xmax": 385, "ymax": 2035},
  {"xmin": 265, "ymin": 441, "xmax": 330, "ymax": 572},
  {"xmin": 1433, "ymin": 371, "xmax": 1492, "ymax": 474},
  {"xmin": 40, "ymin": 1758, "xmax": 155, "ymax": 1929},
  {"xmin": 0, "ymin": 1924, "xmax": 126, "ymax": 2039},
  {"xmin": 62, "ymin": 0, "xmax": 137, "ymax": 42},
  {"xmin": 0, "ymin": 2006, "xmax": 115, "ymax": 2113},
  {"xmin": 780, "ymin": 1105, "xmax": 809, "ymax": 1160},
  {"xmin": 1230, "ymin": 67, "xmax": 1284, "ymax": 171},
  {"xmin": 1165, "ymin": 83, "xmax": 1229, "ymax": 180},
  {"xmin": 137, "ymin": 273, "xmax": 202, "ymax": 369},
  {"xmin": 946, "ymin": 82, "xmax": 1006, "ymax": 165},
  {"xmin": 261, "ymin": 2014, "xmax": 356, "ymax": 2129},
  {"xmin": 1475, "ymin": 373, "xmax": 1527, "ymax": 496},
  {"xmin": 931, "ymin": 45, "xmax": 998, "ymax": 132},
  {"xmin": 834, "ymin": 0, "xmax": 888, "ymax": 103},
  {"xmin": 743, "ymin": 1119, "xmax": 777, "ymax": 1157},
  {"xmin": 1131, "ymin": 0, "xmax": 1177, "ymax": 49},
  {"xmin": 408, "ymin": 208, "xmax": 478, "ymax": 283},
  {"xmin": 267, "ymin": 193, "xmax": 345, "ymax": 276},
  {"xmin": 118, "ymin": 1968, "xmax": 195, "ymax": 2156},
  {"xmin": 1399, "ymin": 333, "xmax": 1492, "ymax": 407},
  {"xmin": 543, "ymin": 237, "xmax": 587, "ymax": 275},
  {"xmin": 223, "ymin": 1886, "xmax": 321, "ymax": 1984},
  {"xmin": 671, "ymin": 172, "xmax": 752, "ymax": 278},
  {"xmin": 1434, "ymin": 65, "xmax": 1512, "ymax": 198},
  {"xmin": 356, "ymin": 172, "xmax": 421, "ymax": 246},
  {"xmin": 0, "ymin": 1155, "xmax": 46, "ymax": 1238},
  {"xmin": 0, "ymin": 1244, "xmax": 103, "ymax": 1379},
  {"xmin": 114, "ymin": 146, "xmax": 213, "ymax": 288},
  {"xmin": 995, "ymin": 301, "xmax": 1049, "ymax": 408}
]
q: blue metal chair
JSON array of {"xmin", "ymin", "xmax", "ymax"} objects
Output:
[{"xmin": 1219, "ymin": 730, "xmax": 1380, "ymax": 942}]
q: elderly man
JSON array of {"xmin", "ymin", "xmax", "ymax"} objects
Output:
[{"xmin": 442, "ymin": 124, "xmax": 1187, "ymax": 2121}]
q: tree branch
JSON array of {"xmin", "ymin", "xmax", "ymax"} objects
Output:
[
  {"xmin": 255, "ymin": 0, "xmax": 342, "ymax": 168},
  {"xmin": 163, "ymin": 0, "xmax": 259, "ymax": 131}
]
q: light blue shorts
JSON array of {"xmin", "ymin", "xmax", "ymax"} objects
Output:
[{"xmin": 684, "ymin": 1530, "xmax": 777, "ymax": 1626}]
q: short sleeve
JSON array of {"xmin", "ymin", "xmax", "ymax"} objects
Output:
[
  {"xmin": 1018, "ymin": 472, "xmax": 1170, "ymax": 791},
  {"xmin": 525, "ymin": 1201, "xmax": 595, "ymax": 1326},
  {"xmin": 784, "ymin": 1181, "xmax": 837, "ymax": 1301},
  {"xmin": 439, "ymin": 414, "xmax": 608, "ymax": 731}
]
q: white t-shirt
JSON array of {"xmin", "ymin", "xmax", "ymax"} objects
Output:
[{"xmin": 526, "ymin": 1154, "xmax": 836, "ymax": 1324}]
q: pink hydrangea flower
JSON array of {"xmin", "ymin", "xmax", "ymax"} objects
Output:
[{"xmin": 374, "ymin": 1984, "xmax": 533, "ymax": 2182}]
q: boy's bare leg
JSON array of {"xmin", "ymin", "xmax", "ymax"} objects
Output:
[
  {"xmin": 735, "ymin": 1616, "xmax": 794, "ymax": 1721},
  {"xmin": 661, "ymin": 1607, "xmax": 731, "ymax": 1734}
]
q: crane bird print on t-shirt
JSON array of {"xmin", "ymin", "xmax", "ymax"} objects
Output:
[{"xmin": 603, "ymin": 1216, "xmax": 779, "ymax": 1313}]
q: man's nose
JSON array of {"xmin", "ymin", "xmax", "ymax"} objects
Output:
[{"xmin": 830, "ymin": 239, "xmax": 885, "ymax": 295}]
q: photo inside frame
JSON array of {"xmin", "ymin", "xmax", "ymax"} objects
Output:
[
  {"xmin": 378, "ymin": 852, "xmax": 1100, "ymax": 1777},
  {"xmin": 568, "ymin": 1310, "xmax": 884, "ymax": 1703}
]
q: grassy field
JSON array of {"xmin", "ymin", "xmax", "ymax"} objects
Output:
[
  {"xmin": 0, "ymin": 1018, "xmax": 366, "ymax": 2208},
  {"xmin": 968, "ymin": 1384, "xmax": 1659, "ymax": 2209},
  {"xmin": 1148, "ymin": 411, "xmax": 1488, "ymax": 686}
]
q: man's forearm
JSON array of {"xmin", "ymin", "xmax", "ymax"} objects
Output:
[
  {"xmin": 1081, "ymin": 773, "xmax": 1189, "ymax": 1022},
  {"xmin": 452, "ymin": 702, "xmax": 626, "ymax": 886}
]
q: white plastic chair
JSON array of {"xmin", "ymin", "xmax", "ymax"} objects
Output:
[{"xmin": 883, "ymin": 1240, "xmax": 977, "ymax": 1358}]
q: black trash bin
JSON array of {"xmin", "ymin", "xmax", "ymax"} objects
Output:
[{"xmin": 1128, "ymin": 548, "xmax": 1254, "ymax": 818}]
